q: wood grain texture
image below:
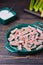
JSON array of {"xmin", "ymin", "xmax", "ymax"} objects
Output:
[{"xmin": 0, "ymin": 0, "xmax": 43, "ymax": 65}]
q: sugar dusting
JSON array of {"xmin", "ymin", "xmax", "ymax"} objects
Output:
[{"xmin": 0, "ymin": 10, "xmax": 14, "ymax": 20}]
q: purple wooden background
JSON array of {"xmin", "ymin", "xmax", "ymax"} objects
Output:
[{"xmin": 0, "ymin": 0, "xmax": 43, "ymax": 65}]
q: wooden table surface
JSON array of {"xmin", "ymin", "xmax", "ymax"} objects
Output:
[{"xmin": 0, "ymin": 0, "xmax": 43, "ymax": 65}]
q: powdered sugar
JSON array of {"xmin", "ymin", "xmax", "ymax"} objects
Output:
[{"xmin": 0, "ymin": 10, "xmax": 14, "ymax": 20}]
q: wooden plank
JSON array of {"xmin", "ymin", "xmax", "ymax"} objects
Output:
[{"xmin": 0, "ymin": 58, "xmax": 43, "ymax": 64}]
